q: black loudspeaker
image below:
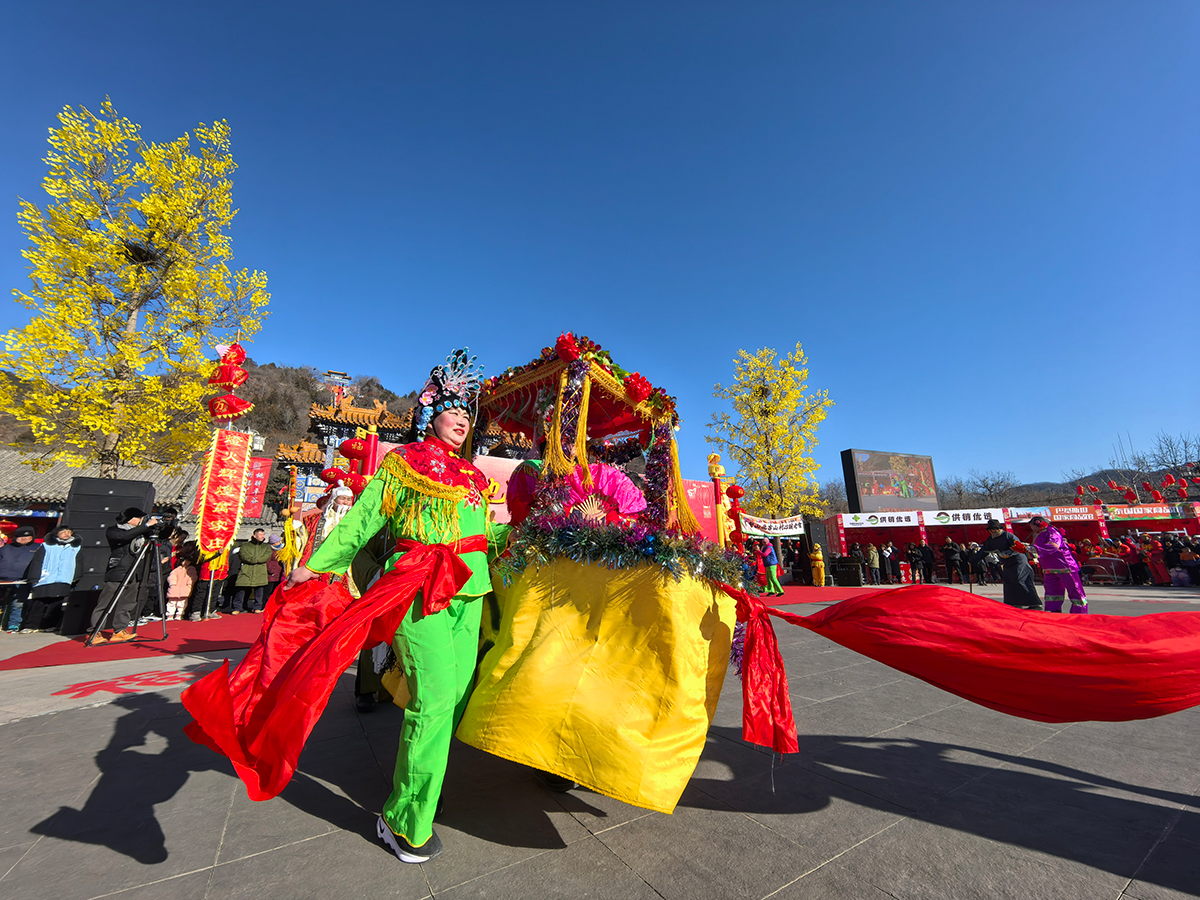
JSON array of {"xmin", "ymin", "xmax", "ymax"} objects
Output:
[
  {"xmin": 59, "ymin": 478, "xmax": 156, "ymax": 634},
  {"xmin": 832, "ymin": 560, "xmax": 866, "ymax": 587}
]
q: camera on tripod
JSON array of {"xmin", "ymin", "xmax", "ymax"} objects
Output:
[{"xmin": 147, "ymin": 507, "xmax": 179, "ymax": 541}]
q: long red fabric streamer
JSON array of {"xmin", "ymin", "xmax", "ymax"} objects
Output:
[
  {"xmin": 723, "ymin": 584, "xmax": 1200, "ymax": 755},
  {"xmin": 182, "ymin": 536, "xmax": 484, "ymax": 800}
]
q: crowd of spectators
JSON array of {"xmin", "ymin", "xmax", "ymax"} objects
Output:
[{"xmin": 0, "ymin": 521, "xmax": 288, "ymax": 635}]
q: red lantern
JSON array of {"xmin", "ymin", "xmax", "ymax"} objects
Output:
[
  {"xmin": 1106, "ymin": 480, "xmax": 1117, "ymax": 490},
  {"xmin": 321, "ymin": 467, "xmax": 348, "ymax": 485},
  {"xmin": 208, "ymin": 363, "xmax": 249, "ymax": 390},
  {"xmin": 1192, "ymin": 478, "xmax": 1200, "ymax": 485},
  {"xmin": 1075, "ymin": 485, "xmax": 1085, "ymax": 496},
  {"xmin": 1177, "ymin": 487, "xmax": 1189, "ymax": 499},
  {"xmin": 1164, "ymin": 474, "xmax": 1176, "ymax": 485},
  {"xmin": 208, "ymin": 394, "xmax": 254, "ymax": 421},
  {"xmin": 1124, "ymin": 489, "xmax": 1137, "ymax": 502},
  {"xmin": 1151, "ymin": 490, "xmax": 1164, "ymax": 502},
  {"xmin": 1142, "ymin": 481, "xmax": 1152, "ymax": 491},
  {"xmin": 1087, "ymin": 485, "xmax": 1099, "ymax": 493},
  {"xmin": 343, "ymin": 472, "xmax": 370, "ymax": 494},
  {"xmin": 339, "ymin": 438, "xmax": 370, "ymax": 460},
  {"xmin": 726, "ymin": 485, "xmax": 745, "ymax": 500}
]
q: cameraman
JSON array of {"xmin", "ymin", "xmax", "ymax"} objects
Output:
[{"xmin": 88, "ymin": 507, "xmax": 160, "ymax": 644}]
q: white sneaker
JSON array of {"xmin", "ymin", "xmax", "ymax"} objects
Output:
[{"xmin": 376, "ymin": 816, "xmax": 442, "ymax": 863}]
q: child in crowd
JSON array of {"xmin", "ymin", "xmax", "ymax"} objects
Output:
[{"xmin": 166, "ymin": 555, "xmax": 198, "ymax": 621}]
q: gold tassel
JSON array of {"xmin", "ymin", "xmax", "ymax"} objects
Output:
[
  {"xmin": 669, "ymin": 432, "xmax": 702, "ymax": 534},
  {"xmin": 544, "ymin": 369, "xmax": 574, "ymax": 478},
  {"xmin": 575, "ymin": 373, "xmax": 592, "ymax": 485}
]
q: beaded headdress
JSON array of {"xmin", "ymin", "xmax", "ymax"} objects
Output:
[{"xmin": 416, "ymin": 348, "xmax": 484, "ymax": 434}]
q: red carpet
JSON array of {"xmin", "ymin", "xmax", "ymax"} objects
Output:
[
  {"xmin": 772, "ymin": 583, "xmax": 887, "ymax": 604},
  {"xmin": 0, "ymin": 613, "xmax": 264, "ymax": 671}
]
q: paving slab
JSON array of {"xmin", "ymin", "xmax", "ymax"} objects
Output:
[{"xmin": 0, "ymin": 594, "xmax": 1198, "ymax": 899}]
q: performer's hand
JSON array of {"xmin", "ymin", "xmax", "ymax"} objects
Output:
[{"xmin": 286, "ymin": 566, "xmax": 317, "ymax": 589}]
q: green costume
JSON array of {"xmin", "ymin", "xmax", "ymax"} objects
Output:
[{"xmin": 306, "ymin": 438, "xmax": 501, "ymax": 847}]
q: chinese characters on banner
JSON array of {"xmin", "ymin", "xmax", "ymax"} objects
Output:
[
  {"xmin": 1048, "ymin": 505, "xmax": 1104, "ymax": 522},
  {"xmin": 741, "ymin": 513, "xmax": 806, "ymax": 537},
  {"xmin": 241, "ymin": 458, "xmax": 274, "ymax": 519},
  {"xmin": 921, "ymin": 508, "xmax": 1006, "ymax": 526},
  {"xmin": 195, "ymin": 430, "xmax": 253, "ymax": 558},
  {"xmin": 842, "ymin": 511, "xmax": 919, "ymax": 527}
]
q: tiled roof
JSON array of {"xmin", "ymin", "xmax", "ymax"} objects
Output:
[
  {"xmin": 275, "ymin": 440, "xmax": 325, "ymax": 464},
  {"xmin": 0, "ymin": 448, "xmax": 203, "ymax": 507},
  {"xmin": 308, "ymin": 396, "xmax": 412, "ymax": 430}
]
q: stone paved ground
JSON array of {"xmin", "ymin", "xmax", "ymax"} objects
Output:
[{"xmin": 1, "ymin": 586, "xmax": 1198, "ymax": 899}]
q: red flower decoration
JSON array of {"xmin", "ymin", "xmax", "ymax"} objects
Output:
[
  {"xmin": 208, "ymin": 394, "xmax": 254, "ymax": 421},
  {"xmin": 624, "ymin": 372, "xmax": 652, "ymax": 403},
  {"xmin": 555, "ymin": 332, "xmax": 581, "ymax": 362}
]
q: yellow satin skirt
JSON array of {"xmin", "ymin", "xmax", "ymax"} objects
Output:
[{"xmin": 456, "ymin": 559, "xmax": 736, "ymax": 813}]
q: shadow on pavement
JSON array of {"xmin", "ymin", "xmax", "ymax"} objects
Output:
[
  {"xmin": 686, "ymin": 726, "xmax": 1200, "ymax": 895},
  {"xmin": 29, "ymin": 697, "xmax": 1200, "ymax": 896}
]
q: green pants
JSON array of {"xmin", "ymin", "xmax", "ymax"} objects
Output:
[
  {"xmin": 765, "ymin": 564, "xmax": 783, "ymax": 595},
  {"xmin": 382, "ymin": 594, "xmax": 482, "ymax": 845}
]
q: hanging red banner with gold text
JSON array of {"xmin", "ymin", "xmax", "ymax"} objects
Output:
[{"xmin": 195, "ymin": 430, "xmax": 254, "ymax": 558}]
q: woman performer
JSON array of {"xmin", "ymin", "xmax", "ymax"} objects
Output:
[{"xmin": 980, "ymin": 519, "xmax": 1041, "ymax": 610}]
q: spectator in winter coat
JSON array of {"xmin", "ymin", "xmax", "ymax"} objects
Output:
[
  {"xmin": 918, "ymin": 541, "xmax": 937, "ymax": 583},
  {"xmin": 941, "ymin": 538, "xmax": 965, "ymax": 584},
  {"xmin": 0, "ymin": 526, "xmax": 40, "ymax": 633},
  {"xmin": 265, "ymin": 534, "xmax": 285, "ymax": 606},
  {"xmin": 906, "ymin": 542, "xmax": 923, "ymax": 583},
  {"xmin": 231, "ymin": 529, "xmax": 273, "ymax": 613},
  {"xmin": 166, "ymin": 556, "xmax": 198, "ymax": 620},
  {"xmin": 89, "ymin": 508, "xmax": 160, "ymax": 644},
  {"xmin": 24, "ymin": 526, "xmax": 81, "ymax": 632},
  {"xmin": 865, "ymin": 543, "xmax": 881, "ymax": 585}
]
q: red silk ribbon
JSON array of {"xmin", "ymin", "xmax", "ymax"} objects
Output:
[{"xmin": 183, "ymin": 535, "xmax": 485, "ymax": 801}]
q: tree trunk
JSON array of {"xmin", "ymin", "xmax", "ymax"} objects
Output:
[{"xmin": 98, "ymin": 432, "xmax": 120, "ymax": 479}]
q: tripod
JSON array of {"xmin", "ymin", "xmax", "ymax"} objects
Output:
[{"xmin": 84, "ymin": 537, "xmax": 170, "ymax": 647}]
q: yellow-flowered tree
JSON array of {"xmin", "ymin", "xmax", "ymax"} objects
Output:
[
  {"xmin": 2, "ymin": 100, "xmax": 269, "ymax": 477},
  {"xmin": 706, "ymin": 343, "xmax": 833, "ymax": 518}
]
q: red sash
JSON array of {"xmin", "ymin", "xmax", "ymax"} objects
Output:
[{"xmin": 183, "ymin": 535, "xmax": 486, "ymax": 800}]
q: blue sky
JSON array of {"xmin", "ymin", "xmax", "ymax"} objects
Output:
[{"xmin": 1, "ymin": 2, "xmax": 1197, "ymax": 485}]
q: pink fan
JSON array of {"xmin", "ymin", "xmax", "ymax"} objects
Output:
[{"xmin": 567, "ymin": 463, "xmax": 648, "ymax": 519}]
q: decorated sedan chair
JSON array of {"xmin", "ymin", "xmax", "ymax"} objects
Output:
[{"xmin": 453, "ymin": 334, "xmax": 754, "ymax": 813}]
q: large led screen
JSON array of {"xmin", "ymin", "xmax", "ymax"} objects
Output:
[{"xmin": 841, "ymin": 448, "xmax": 939, "ymax": 513}]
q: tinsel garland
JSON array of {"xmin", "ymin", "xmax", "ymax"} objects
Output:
[
  {"xmin": 589, "ymin": 436, "xmax": 645, "ymax": 467},
  {"xmin": 640, "ymin": 421, "xmax": 673, "ymax": 528},
  {"xmin": 496, "ymin": 516, "xmax": 758, "ymax": 591}
]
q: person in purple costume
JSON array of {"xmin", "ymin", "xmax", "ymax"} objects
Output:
[{"xmin": 1029, "ymin": 516, "xmax": 1087, "ymax": 614}]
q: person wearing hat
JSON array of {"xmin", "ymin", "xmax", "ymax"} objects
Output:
[
  {"xmin": 1029, "ymin": 516, "xmax": 1087, "ymax": 613},
  {"xmin": 980, "ymin": 519, "xmax": 1041, "ymax": 609},
  {"xmin": 88, "ymin": 507, "xmax": 160, "ymax": 644},
  {"xmin": 23, "ymin": 525, "xmax": 82, "ymax": 632},
  {"xmin": 809, "ymin": 542, "xmax": 825, "ymax": 587},
  {"xmin": 0, "ymin": 526, "xmax": 39, "ymax": 633},
  {"xmin": 186, "ymin": 349, "xmax": 503, "ymax": 866}
]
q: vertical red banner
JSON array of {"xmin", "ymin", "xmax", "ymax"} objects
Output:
[
  {"xmin": 195, "ymin": 430, "xmax": 254, "ymax": 559},
  {"xmin": 241, "ymin": 458, "xmax": 274, "ymax": 519}
]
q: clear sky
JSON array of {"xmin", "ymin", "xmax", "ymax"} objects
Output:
[{"xmin": 2, "ymin": 2, "xmax": 1197, "ymax": 486}]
